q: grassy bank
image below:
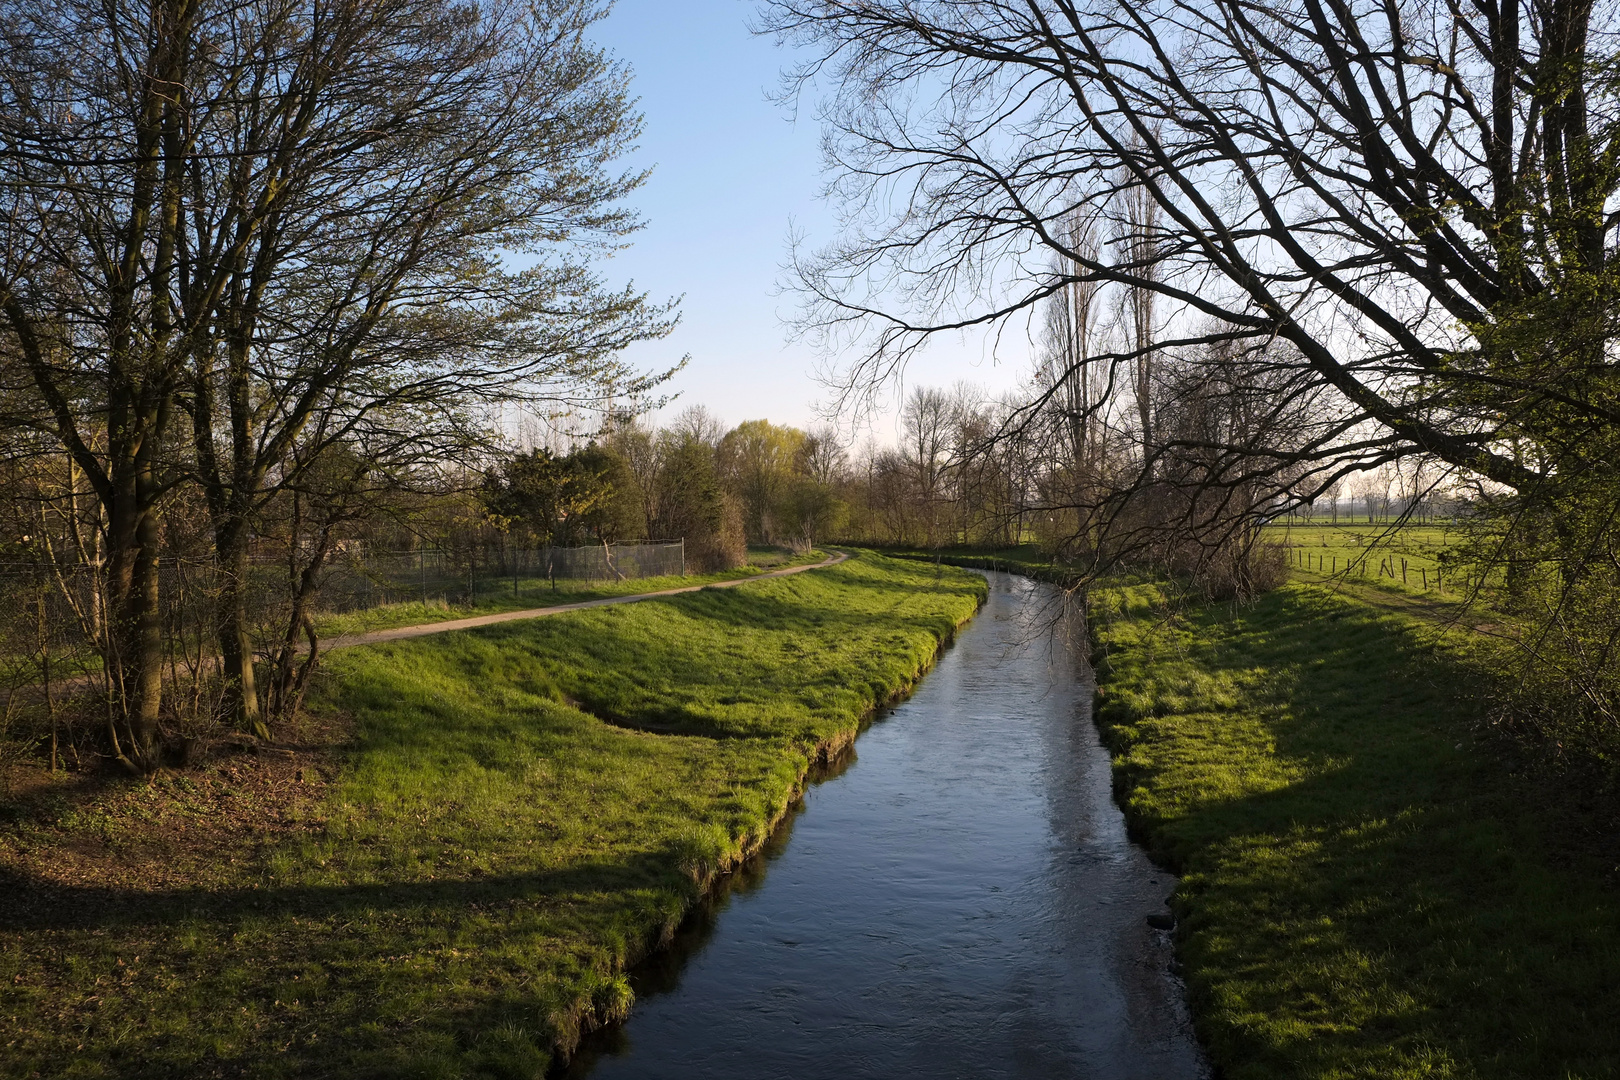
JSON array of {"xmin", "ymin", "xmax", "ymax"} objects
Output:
[
  {"xmin": 877, "ymin": 545, "xmax": 1087, "ymax": 589},
  {"xmin": 0, "ymin": 552, "xmax": 984, "ymax": 1079},
  {"xmin": 1091, "ymin": 580, "xmax": 1620, "ymax": 1079},
  {"xmin": 311, "ymin": 546, "xmax": 824, "ymax": 637}
]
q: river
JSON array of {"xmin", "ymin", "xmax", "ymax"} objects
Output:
[{"xmin": 564, "ymin": 571, "xmax": 1209, "ymax": 1079}]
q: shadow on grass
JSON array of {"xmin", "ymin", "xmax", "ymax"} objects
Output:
[
  {"xmin": 0, "ymin": 553, "xmax": 986, "ymax": 1080},
  {"xmin": 374, "ymin": 561, "xmax": 980, "ymax": 742},
  {"xmin": 0, "ymin": 847, "xmax": 694, "ymax": 935},
  {"xmin": 0, "ymin": 847, "xmax": 698, "ymax": 1079},
  {"xmin": 1098, "ymin": 583, "xmax": 1620, "ymax": 1079}
]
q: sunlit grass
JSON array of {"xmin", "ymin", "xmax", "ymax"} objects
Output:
[
  {"xmin": 0, "ymin": 552, "xmax": 984, "ymax": 1079},
  {"xmin": 1091, "ymin": 580, "xmax": 1620, "ymax": 1079},
  {"xmin": 311, "ymin": 547, "xmax": 827, "ymax": 638},
  {"xmin": 1265, "ymin": 521, "xmax": 1458, "ymax": 597}
]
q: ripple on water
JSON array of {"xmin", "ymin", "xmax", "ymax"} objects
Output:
[{"xmin": 563, "ymin": 572, "xmax": 1210, "ymax": 1080}]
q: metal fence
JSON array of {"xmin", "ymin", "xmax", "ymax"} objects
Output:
[
  {"xmin": 0, "ymin": 539, "xmax": 692, "ymax": 759},
  {"xmin": 331, "ymin": 540, "xmax": 688, "ymax": 608},
  {"xmin": 0, "ymin": 540, "xmax": 689, "ymax": 667}
]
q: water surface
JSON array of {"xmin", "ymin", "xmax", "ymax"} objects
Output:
[{"xmin": 566, "ymin": 572, "xmax": 1208, "ymax": 1079}]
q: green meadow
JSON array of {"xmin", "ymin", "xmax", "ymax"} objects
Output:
[
  {"xmin": 1269, "ymin": 521, "xmax": 1457, "ymax": 598},
  {"xmin": 311, "ymin": 546, "xmax": 825, "ymax": 638},
  {"xmin": 0, "ymin": 553, "xmax": 984, "ymax": 1079},
  {"xmin": 1090, "ymin": 579, "xmax": 1620, "ymax": 1079}
]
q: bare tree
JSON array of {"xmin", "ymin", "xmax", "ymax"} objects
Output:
[
  {"xmin": 667, "ymin": 405, "xmax": 727, "ymax": 448},
  {"xmin": 0, "ymin": 0, "xmax": 674, "ymax": 759},
  {"xmin": 800, "ymin": 424, "xmax": 851, "ymax": 486},
  {"xmin": 763, "ymin": 0, "xmax": 1618, "ymax": 584},
  {"xmin": 900, "ymin": 386, "xmax": 956, "ymax": 545}
]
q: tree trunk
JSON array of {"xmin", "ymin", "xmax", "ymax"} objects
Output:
[
  {"xmin": 215, "ymin": 522, "xmax": 264, "ymax": 738},
  {"xmin": 103, "ymin": 476, "xmax": 164, "ymax": 770}
]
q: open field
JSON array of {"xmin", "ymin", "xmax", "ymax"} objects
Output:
[
  {"xmin": 1268, "ymin": 522, "xmax": 1459, "ymax": 598},
  {"xmin": 310, "ymin": 546, "xmax": 824, "ymax": 638},
  {"xmin": 883, "ymin": 526, "xmax": 1471, "ymax": 603},
  {"xmin": 1090, "ymin": 580, "xmax": 1620, "ymax": 1079},
  {"xmin": 0, "ymin": 552, "xmax": 984, "ymax": 1079},
  {"xmin": 0, "ymin": 550, "xmax": 828, "ymax": 698}
]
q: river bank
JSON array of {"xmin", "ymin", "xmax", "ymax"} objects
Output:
[
  {"xmin": 1090, "ymin": 580, "xmax": 1620, "ymax": 1078},
  {"xmin": 0, "ymin": 553, "xmax": 983, "ymax": 1078},
  {"xmin": 565, "ymin": 571, "xmax": 1206, "ymax": 1079}
]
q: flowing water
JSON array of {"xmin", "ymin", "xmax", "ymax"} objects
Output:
[{"xmin": 564, "ymin": 572, "xmax": 1208, "ymax": 1079}]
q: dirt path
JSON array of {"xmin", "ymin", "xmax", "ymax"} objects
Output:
[
  {"xmin": 324, "ymin": 549, "xmax": 851, "ymax": 650},
  {"xmin": 0, "ymin": 552, "xmax": 852, "ymax": 711}
]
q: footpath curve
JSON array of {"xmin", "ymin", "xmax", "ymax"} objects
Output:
[
  {"xmin": 325, "ymin": 549, "xmax": 851, "ymax": 650},
  {"xmin": 0, "ymin": 553, "xmax": 851, "ymax": 711}
]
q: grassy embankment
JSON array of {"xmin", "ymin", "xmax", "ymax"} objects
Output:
[
  {"xmin": 875, "ymin": 544, "xmax": 1084, "ymax": 588},
  {"xmin": 311, "ymin": 545, "xmax": 824, "ymax": 637},
  {"xmin": 1091, "ymin": 573, "xmax": 1620, "ymax": 1079},
  {"xmin": 0, "ymin": 552, "xmax": 984, "ymax": 1079},
  {"xmin": 0, "ymin": 551, "xmax": 827, "ymax": 691}
]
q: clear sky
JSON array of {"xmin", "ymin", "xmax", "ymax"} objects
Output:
[{"xmin": 589, "ymin": 0, "xmax": 1031, "ymax": 444}]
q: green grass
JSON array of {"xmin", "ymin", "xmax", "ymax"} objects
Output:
[
  {"xmin": 1091, "ymin": 580, "xmax": 1620, "ymax": 1079},
  {"xmin": 311, "ymin": 546, "xmax": 825, "ymax": 637},
  {"xmin": 1267, "ymin": 521, "xmax": 1458, "ymax": 598},
  {"xmin": 876, "ymin": 544, "xmax": 1088, "ymax": 589},
  {"xmin": 0, "ymin": 552, "xmax": 984, "ymax": 1079}
]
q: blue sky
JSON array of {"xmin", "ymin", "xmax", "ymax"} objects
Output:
[{"xmin": 589, "ymin": 0, "xmax": 1029, "ymax": 443}]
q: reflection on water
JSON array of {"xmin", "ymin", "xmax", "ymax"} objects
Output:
[{"xmin": 563, "ymin": 573, "xmax": 1209, "ymax": 1080}]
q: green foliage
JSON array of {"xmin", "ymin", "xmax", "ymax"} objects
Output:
[
  {"xmin": 778, "ymin": 475, "xmax": 848, "ymax": 549},
  {"xmin": 1445, "ymin": 479, "xmax": 1620, "ymax": 759},
  {"xmin": 483, "ymin": 443, "xmax": 643, "ymax": 546},
  {"xmin": 1091, "ymin": 581, "xmax": 1620, "ymax": 1079},
  {"xmin": 0, "ymin": 553, "xmax": 984, "ymax": 1078},
  {"xmin": 650, "ymin": 433, "xmax": 745, "ymax": 571},
  {"xmin": 716, "ymin": 420, "xmax": 806, "ymax": 544}
]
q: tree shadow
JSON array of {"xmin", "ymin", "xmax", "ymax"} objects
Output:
[{"xmin": 1105, "ymin": 584, "xmax": 1620, "ymax": 1077}]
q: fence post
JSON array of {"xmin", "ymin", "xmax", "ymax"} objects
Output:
[{"xmin": 680, "ymin": 537, "xmax": 686, "ymax": 576}]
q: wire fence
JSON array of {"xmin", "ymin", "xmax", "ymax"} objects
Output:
[
  {"xmin": 326, "ymin": 541, "xmax": 688, "ymax": 609},
  {"xmin": 0, "ymin": 538, "xmax": 688, "ymax": 689},
  {"xmin": 0, "ymin": 539, "xmax": 690, "ymax": 767},
  {"xmin": 0, "ymin": 538, "xmax": 688, "ymax": 620}
]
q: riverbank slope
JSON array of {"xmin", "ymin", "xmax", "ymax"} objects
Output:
[
  {"xmin": 1090, "ymin": 580, "xmax": 1620, "ymax": 1078},
  {"xmin": 0, "ymin": 552, "xmax": 984, "ymax": 1079}
]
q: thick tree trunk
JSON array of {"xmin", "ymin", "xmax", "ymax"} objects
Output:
[
  {"xmin": 214, "ymin": 524, "xmax": 264, "ymax": 738},
  {"xmin": 102, "ymin": 479, "xmax": 164, "ymax": 770},
  {"xmin": 128, "ymin": 505, "xmax": 164, "ymax": 759}
]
